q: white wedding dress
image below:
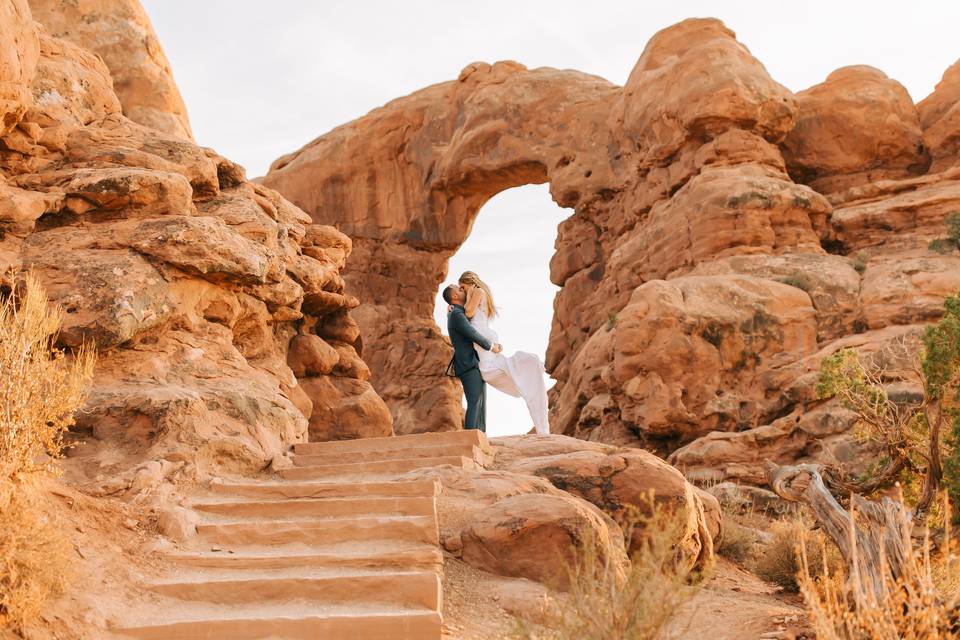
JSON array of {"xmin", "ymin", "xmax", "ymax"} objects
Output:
[{"xmin": 469, "ymin": 302, "xmax": 550, "ymax": 435}]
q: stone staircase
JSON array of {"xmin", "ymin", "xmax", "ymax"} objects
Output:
[{"xmin": 115, "ymin": 429, "xmax": 490, "ymax": 640}]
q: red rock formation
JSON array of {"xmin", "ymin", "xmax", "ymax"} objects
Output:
[
  {"xmin": 28, "ymin": 0, "xmax": 194, "ymax": 140},
  {"xmin": 781, "ymin": 66, "xmax": 929, "ymax": 194},
  {"xmin": 919, "ymin": 60, "xmax": 960, "ymax": 172},
  {"xmin": 0, "ymin": 0, "xmax": 390, "ymax": 480},
  {"xmin": 263, "ymin": 18, "xmax": 960, "ymax": 484}
]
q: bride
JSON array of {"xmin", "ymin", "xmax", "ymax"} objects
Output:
[{"xmin": 457, "ymin": 271, "xmax": 550, "ymax": 435}]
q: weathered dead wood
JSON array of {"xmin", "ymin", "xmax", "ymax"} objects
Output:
[{"xmin": 764, "ymin": 460, "xmax": 913, "ymax": 600}]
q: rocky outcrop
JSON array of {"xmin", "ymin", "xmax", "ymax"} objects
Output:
[
  {"xmin": 263, "ymin": 18, "xmax": 960, "ymax": 484},
  {"xmin": 0, "ymin": 0, "xmax": 39, "ymax": 136},
  {"xmin": 459, "ymin": 492, "xmax": 628, "ymax": 590},
  {"xmin": 781, "ymin": 66, "xmax": 928, "ymax": 194},
  {"xmin": 0, "ymin": 0, "xmax": 390, "ymax": 480},
  {"xmin": 919, "ymin": 61, "xmax": 960, "ymax": 172},
  {"xmin": 412, "ymin": 434, "xmax": 714, "ymax": 587},
  {"xmin": 28, "ymin": 0, "xmax": 194, "ymax": 140},
  {"xmin": 492, "ymin": 435, "xmax": 718, "ymax": 570}
]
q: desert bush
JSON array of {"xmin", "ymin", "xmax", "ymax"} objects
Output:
[
  {"xmin": 928, "ymin": 212, "xmax": 960, "ymax": 254},
  {"xmin": 717, "ymin": 517, "xmax": 758, "ymax": 564},
  {"xmin": 777, "ymin": 273, "xmax": 812, "ymax": 292},
  {"xmin": 752, "ymin": 518, "xmax": 841, "ymax": 592},
  {"xmin": 850, "ymin": 250, "xmax": 870, "ymax": 274},
  {"xmin": 797, "ymin": 505, "xmax": 960, "ymax": 639},
  {"xmin": 0, "ymin": 482, "xmax": 73, "ymax": 632},
  {"xmin": 815, "ymin": 290, "xmax": 960, "ymax": 521},
  {"xmin": 512, "ymin": 507, "xmax": 701, "ymax": 640},
  {"xmin": 0, "ymin": 274, "xmax": 95, "ymax": 481}
]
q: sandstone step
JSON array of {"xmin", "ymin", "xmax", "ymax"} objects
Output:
[
  {"xmin": 294, "ymin": 429, "xmax": 489, "ymax": 456},
  {"xmin": 116, "ymin": 605, "xmax": 441, "ymax": 640},
  {"xmin": 280, "ymin": 455, "xmax": 476, "ymax": 480},
  {"xmin": 165, "ymin": 543, "xmax": 442, "ymax": 571},
  {"xmin": 191, "ymin": 495, "xmax": 436, "ymax": 519},
  {"xmin": 147, "ymin": 569, "xmax": 440, "ymax": 610},
  {"xmin": 293, "ymin": 443, "xmax": 484, "ymax": 467},
  {"xmin": 207, "ymin": 478, "xmax": 440, "ymax": 500},
  {"xmin": 196, "ymin": 515, "xmax": 439, "ymax": 547}
]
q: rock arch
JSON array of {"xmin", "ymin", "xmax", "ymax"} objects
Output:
[
  {"xmin": 263, "ymin": 58, "xmax": 628, "ymax": 433},
  {"xmin": 263, "ymin": 17, "xmax": 960, "ymax": 468}
]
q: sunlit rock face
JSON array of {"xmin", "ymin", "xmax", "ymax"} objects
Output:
[
  {"xmin": 264, "ymin": 17, "xmax": 960, "ymax": 482},
  {"xmin": 0, "ymin": 0, "xmax": 391, "ymax": 480},
  {"xmin": 28, "ymin": 0, "xmax": 194, "ymax": 140}
]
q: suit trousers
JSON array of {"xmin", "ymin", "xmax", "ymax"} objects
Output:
[{"xmin": 459, "ymin": 367, "xmax": 486, "ymax": 432}]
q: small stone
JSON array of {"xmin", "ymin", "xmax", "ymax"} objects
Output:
[
  {"xmin": 158, "ymin": 507, "xmax": 198, "ymax": 542},
  {"xmin": 442, "ymin": 534, "xmax": 463, "ymax": 553}
]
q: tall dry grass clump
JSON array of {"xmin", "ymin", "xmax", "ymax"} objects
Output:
[
  {"xmin": 513, "ymin": 507, "xmax": 701, "ymax": 640},
  {"xmin": 0, "ymin": 274, "xmax": 95, "ymax": 631},
  {"xmin": 752, "ymin": 517, "xmax": 842, "ymax": 591},
  {"xmin": 797, "ymin": 501, "xmax": 960, "ymax": 640},
  {"xmin": 0, "ymin": 274, "xmax": 96, "ymax": 481}
]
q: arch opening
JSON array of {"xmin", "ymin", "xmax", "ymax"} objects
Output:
[{"xmin": 434, "ymin": 184, "xmax": 568, "ymax": 436}]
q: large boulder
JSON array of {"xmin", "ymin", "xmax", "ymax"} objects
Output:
[
  {"xmin": 555, "ymin": 276, "xmax": 818, "ymax": 447},
  {"xmin": 298, "ymin": 376, "xmax": 392, "ymax": 441},
  {"xmin": 459, "ymin": 492, "xmax": 628, "ymax": 591},
  {"xmin": 781, "ymin": 66, "xmax": 927, "ymax": 194},
  {"xmin": 493, "ymin": 435, "xmax": 718, "ymax": 570}
]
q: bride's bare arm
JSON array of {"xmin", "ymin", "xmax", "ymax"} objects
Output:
[{"xmin": 464, "ymin": 287, "xmax": 483, "ymax": 319}]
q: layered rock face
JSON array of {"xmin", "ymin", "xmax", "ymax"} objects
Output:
[
  {"xmin": 1, "ymin": 0, "xmax": 390, "ymax": 479},
  {"xmin": 27, "ymin": 0, "xmax": 194, "ymax": 140},
  {"xmin": 264, "ymin": 19, "xmax": 960, "ymax": 480}
]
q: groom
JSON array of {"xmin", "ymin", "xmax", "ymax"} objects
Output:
[{"xmin": 442, "ymin": 284, "xmax": 501, "ymax": 432}]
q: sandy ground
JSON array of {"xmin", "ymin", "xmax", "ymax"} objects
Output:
[{"xmin": 661, "ymin": 559, "xmax": 808, "ymax": 640}]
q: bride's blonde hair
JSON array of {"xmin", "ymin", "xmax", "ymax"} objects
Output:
[{"xmin": 458, "ymin": 271, "xmax": 497, "ymax": 318}]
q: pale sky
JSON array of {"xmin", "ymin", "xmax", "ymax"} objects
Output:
[{"xmin": 143, "ymin": 0, "xmax": 960, "ymax": 435}]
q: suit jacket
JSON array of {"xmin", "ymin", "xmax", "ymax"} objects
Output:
[{"xmin": 446, "ymin": 305, "xmax": 493, "ymax": 376}]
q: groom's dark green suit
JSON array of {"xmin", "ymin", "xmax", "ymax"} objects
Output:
[{"xmin": 447, "ymin": 304, "xmax": 493, "ymax": 432}]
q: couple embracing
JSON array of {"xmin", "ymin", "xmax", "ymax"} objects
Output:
[{"xmin": 442, "ymin": 271, "xmax": 549, "ymax": 435}]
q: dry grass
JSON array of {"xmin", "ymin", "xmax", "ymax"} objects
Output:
[
  {"xmin": 798, "ymin": 524, "xmax": 960, "ymax": 639},
  {"xmin": 718, "ymin": 516, "xmax": 759, "ymax": 564},
  {"xmin": 752, "ymin": 517, "xmax": 842, "ymax": 591},
  {"xmin": 0, "ymin": 275, "xmax": 94, "ymax": 631},
  {"xmin": 512, "ymin": 508, "xmax": 701, "ymax": 640},
  {"xmin": 0, "ymin": 274, "xmax": 95, "ymax": 481},
  {"xmin": 0, "ymin": 481, "xmax": 74, "ymax": 632}
]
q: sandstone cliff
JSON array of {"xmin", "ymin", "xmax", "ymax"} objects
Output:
[
  {"xmin": 263, "ymin": 19, "xmax": 960, "ymax": 481},
  {"xmin": 28, "ymin": 0, "xmax": 194, "ymax": 140},
  {"xmin": 1, "ymin": 0, "xmax": 392, "ymax": 485}
]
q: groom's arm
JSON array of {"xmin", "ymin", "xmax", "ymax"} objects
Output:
[{"xmin": 449, "ymin": 308, "xmax": 493, "ymax": 351}]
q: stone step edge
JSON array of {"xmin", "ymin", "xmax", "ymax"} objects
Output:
[
  {"xmin": 294, "ymin": 429, "xmax": 489, "ymax": 455},
  {"xmin": 206, "ymin": 478, "xmax": 442, "ymax": 498},
  {"xmin": 280, "ymin": 455, "xmax": 476, "ymax": 479},
  {"xmin": 113, "ymin": 610, "xmax": 442, "ymax": 639},
  {"xmin": 190, "ymin": 495, "xmax": 436, "ymax": 510},
  {"xmin": 291, "ymin": 444, "xmax": 485, "ymax": 467}
]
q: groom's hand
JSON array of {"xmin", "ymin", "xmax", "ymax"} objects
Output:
[{"xmin": 492, "ymin": 343, "xmax": 502, "ymax": 353}]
